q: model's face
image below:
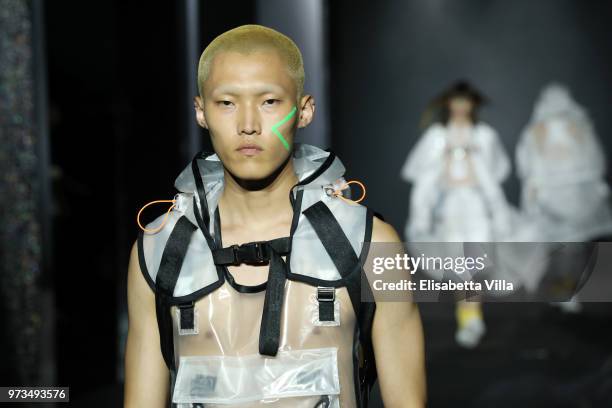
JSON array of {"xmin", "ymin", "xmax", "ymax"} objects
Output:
[
  {"xmin": 449, "ymin": 96, "xmax": 473, "ymax": 119},
  {"xmin": 194, "ymin": 50, "xmax": 314, "ymax": 181}
]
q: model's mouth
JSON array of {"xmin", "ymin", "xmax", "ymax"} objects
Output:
[{"xmin": 236, "ymin": 144, "xmax": 263, "ymax": 156}]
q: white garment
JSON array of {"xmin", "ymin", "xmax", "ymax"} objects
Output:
[
  {"xmin": 400, "ymin": 122, "xmax": 547, "ymax": 291},
  {"xmin": 434, "ymin": 186, "xmax": 492, "ymax": 242},
  {"xmin": 516, "ymin": 83, "xmax": 612, "ymax": 242},
  {"xmin": 400, "ymin": 122, "xmax": 512, "ymax": 243}
]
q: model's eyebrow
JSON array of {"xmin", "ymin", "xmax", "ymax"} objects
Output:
[{"xmin": 211, "ymin": 83, "xmax": 286, "ymax": 97}]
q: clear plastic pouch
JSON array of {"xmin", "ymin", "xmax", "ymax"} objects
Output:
[{"xmin": 172, "ymin": 347, "xmax": 340, "ymax": 407}]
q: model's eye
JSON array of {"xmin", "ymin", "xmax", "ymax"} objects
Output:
[
  {"xmin": 263, "ymin": 99, "xmax": 280, "ymax": 106},
  {"xmin": 217, "ymin": 100, "xmax": 234, "ymax": 107}
]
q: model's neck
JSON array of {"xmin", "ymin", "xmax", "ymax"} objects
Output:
[
  {"xmin": 218, "ymin": 160, "xmax": 299, "ymax": 229},
  {"xmin": 448, "ymin": 115, "xmax": 473, "ymax": 127}
]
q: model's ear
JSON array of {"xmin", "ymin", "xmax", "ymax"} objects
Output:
[
  {"xmin": 194, "ymin": 96, "xmax": 208, "ymax": 129},
  {"xmin": 297, "ymin": 94, "xmax": 315, "ymax": 129}
]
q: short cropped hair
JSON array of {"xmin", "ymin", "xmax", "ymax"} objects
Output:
[{"xmin": 197, "ymin": 24, "xmax": 305, "ymax": 101}]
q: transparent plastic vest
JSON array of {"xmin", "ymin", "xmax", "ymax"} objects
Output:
[{"xmin": 137, "ymin": 144, "xmax": 375, "ymax": 407}]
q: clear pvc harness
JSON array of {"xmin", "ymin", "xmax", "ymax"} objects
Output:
[
  {"xmin": 139, "ymin": 144, "xmax": 369, "ymax": 407},
  {"xmin": 168, "ymin": 281, "xmax": 356, "ymax": 407}
]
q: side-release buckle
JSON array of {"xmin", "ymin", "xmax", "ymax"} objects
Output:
[
  {"xmin": 250, "ymin": 241, "xmax": 267, "ymax": 263},
  {"xmin": 231, "ymin": 241, "xmax": 269, "ymax": 265},
  {"xmin": 230, "ymin": 244, "xmax": 240, "ymax": 265}
]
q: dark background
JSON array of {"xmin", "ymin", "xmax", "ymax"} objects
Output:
[
  {"xmin": 7, "ymin": 0, "xmax": 611, "ymax": 406},
  {"xmin": 329, "ymin": 0, "xmax": 612, "ymax": 231},
  {"xmin": 44, "ymin": 0, "xmax": 255, "ymax": 402}
]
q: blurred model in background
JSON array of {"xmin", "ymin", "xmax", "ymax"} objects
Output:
[
  {"xmin": 516, "ymin": 83, "xmax": 612, "ymax": 312},
  {"xmin": 401, "ymin": 80, "xmax": 514, "ymax": 348},
  {"xmin": 516, "ymin": 83, "xmax": 612, "ymax": 242}
]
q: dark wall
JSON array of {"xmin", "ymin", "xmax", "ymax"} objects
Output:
[
  {"xmin": 45, "ymin": 0, "xmax": 255, "ymax": 399},
  {"xmin": 330, "ymin": 0, "xmax": 612, "ymax": 233},
  {"xmin": 46, "ymin": 0, "xmax": 182, "ymax": 394}
]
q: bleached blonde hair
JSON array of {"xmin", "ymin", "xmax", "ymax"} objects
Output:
[{"xmin": 197, "ymin": 24, "xmax": 305, "ymax": 101}]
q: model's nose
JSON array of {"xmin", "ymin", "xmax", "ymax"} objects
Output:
[{"xmin": 237, "ymin": 104, "xmax": 261, "ymax": 136}]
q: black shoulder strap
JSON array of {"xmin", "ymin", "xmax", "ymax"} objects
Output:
[
  {"xmin": 191, "ymin": 155, "xmax": 210, "ymax": 229},
  {"xmin": 302, "ymin": 201, "xmax": 361, "ymax": 314},
  {"xmin": 154, "ymin": 215, "xmax": 197, "ymax": 371},
  {"xmin": 359, "ymin": 210, "xmax": 377, "ymax": 407},
  {"xmin": 304, "ymin": 201, "xmax": 378, "ymax": 407}
]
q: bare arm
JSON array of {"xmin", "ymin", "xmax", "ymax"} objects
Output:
[
  {"xmin": 370, "ymin": 218, "xmax": 427, "ymax": 407},
  {"xmin": 124, "ymin": 241, "xmax": 170, "ymax": 407}
]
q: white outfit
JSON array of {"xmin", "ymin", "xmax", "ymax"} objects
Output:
[
  {"xmin": 400, "ymin": 122, "xmax": 546, "ymax": 292},
  {"xmin": 516, "ymin": 83, "xmax": 612, "ymax": 242},
  {"xmin": 401, "ymin": 122, "xmax": 512, "ymax": 243}
]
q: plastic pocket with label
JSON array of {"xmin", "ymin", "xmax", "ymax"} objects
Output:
[{"xmin": 172, "ymin": 347, "xmax": 341, "ymax": 407}]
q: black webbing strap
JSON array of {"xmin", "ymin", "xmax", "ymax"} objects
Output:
[
  {"xmin": 304, "ymin": 202, "xmax": 380, "ymax": 407},
  {"xmin": 210, "ymin": 204, "xmax": 289, "ymax": 356},
  {"xmin": 317, "ymin": 287, "xmax": 336, "ymax": 322},
  {"xmin": 191, "ymin": 155, "xmax": 210, "ymax": 230},
  {"xmin": 358, "ymin": 211, "xmax": 378, "ymax": 406},
  {"xmin": 154, "ymin": 215, "xmax": 197, "ymax": 371},
  {"xmin": 302, "ymin": 201, "xmax": 361, "ymax": 315},
  {"xmin": 358, "ymin": 301, "xmax": 377, "ymax": 400},
  {"xmin": 178, "ymin": 303, "xmax": 195, "ymax": 331},
  {"xmin": 258, "ymin": 247, "xmax": 288, "ymax": 356}
]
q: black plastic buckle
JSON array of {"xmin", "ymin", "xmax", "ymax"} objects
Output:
[
  {"xmin": 230, "ymin": 244, "xmax": 240, "ymax": 265},
  {"xmin": 231, "ymin": 241, "xmax": 269, "ymax": 265},
  {"xmin": 250, "ymin": 241, "xmax": 267, "ymax": 263}
]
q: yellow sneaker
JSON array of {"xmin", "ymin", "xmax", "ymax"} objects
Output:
[{"xmin": 455, "ymin": 302, "xmax": 486, "ymax": 348}]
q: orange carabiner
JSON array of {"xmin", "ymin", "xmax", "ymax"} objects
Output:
[
  {"xmin": 137, "ymin": 199, "xmax": 176, "ymax": 233},
  {"xmin": 332, "ymin": 180, "xmax": 366, "ymax": 204}
]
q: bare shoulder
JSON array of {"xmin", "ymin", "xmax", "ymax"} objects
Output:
[
  {"xmin": 128, "ymin": 240, "xmax": 138, "ymax": 273},
  {"xmin": 126, "ymin": 239, "xmax": 158, "ymax": 334},
  {"xmin": 127, "ymin": 240, "xmax": 152, "ymax": 297},
  {"xmin": 371, "ymin": 216, "xmax": 402, "ymax": 243}
]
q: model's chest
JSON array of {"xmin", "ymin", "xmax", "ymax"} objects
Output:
[{"xmin": 172, "ymin": 280, "xmax": 357, "ymax": 356}]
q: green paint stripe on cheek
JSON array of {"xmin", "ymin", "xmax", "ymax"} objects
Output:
[{"xmin": 271, "ymin": 106, "xmax": 297, "ymax": 151}]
